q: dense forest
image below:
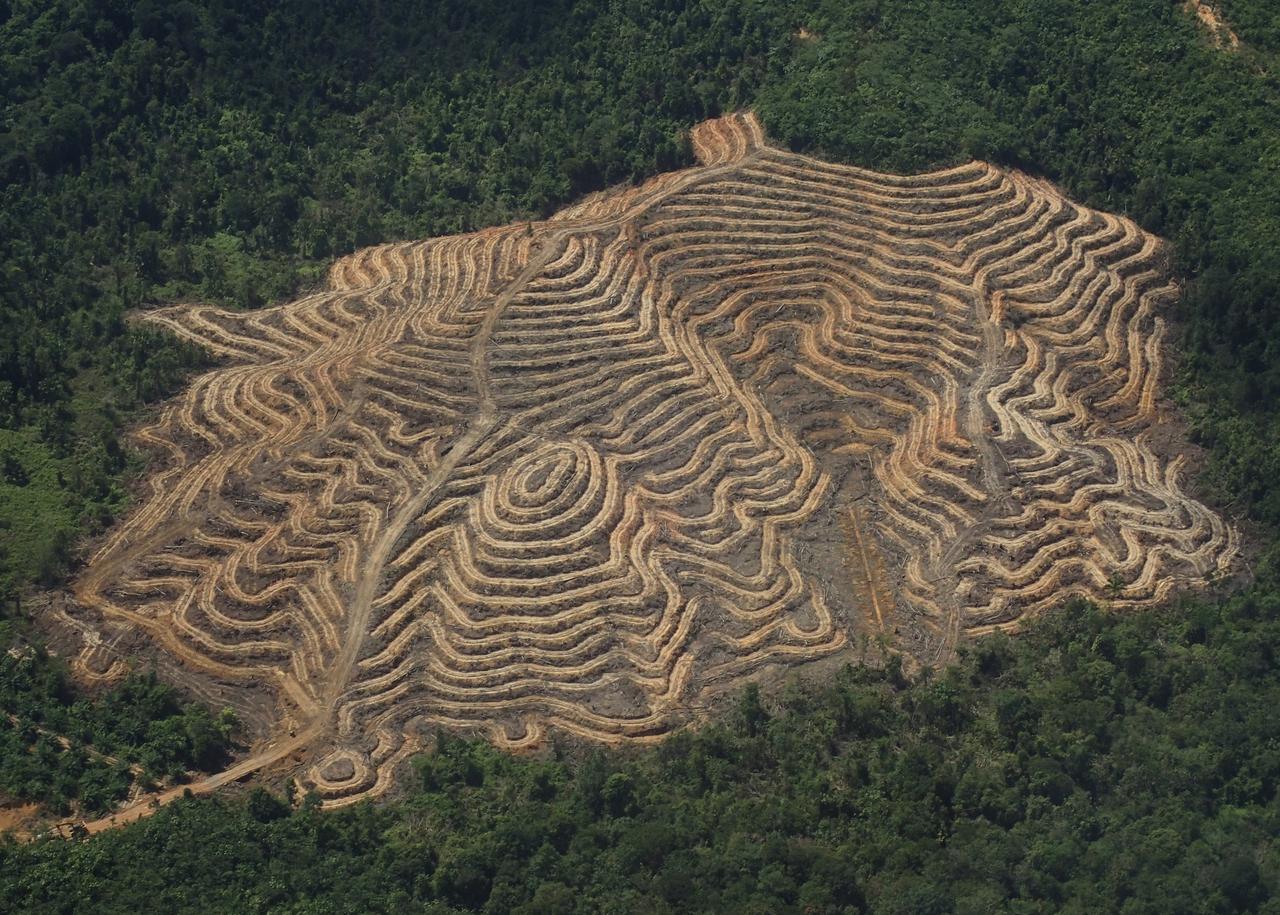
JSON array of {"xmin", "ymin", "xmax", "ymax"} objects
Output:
[{"xmin": 3, "ymin": 0, "xmax": 1280, "ymax": 911}]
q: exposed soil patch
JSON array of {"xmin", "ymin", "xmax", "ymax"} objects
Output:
[
  {"xmin": 59, "ymin": 113, "xmax": 1239, "ymax": 828},
  {"xmin": 0, "ymin": 800, "xmax": 40, "ymax": 836},
  {"xmin": 1185, "ymin": 0, "xmax": 1241, "ymax": 49}
]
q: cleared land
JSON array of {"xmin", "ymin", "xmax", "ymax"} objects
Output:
[
  {"xmin": 1185, "ymin": 0, "xmax": 1241, "ymax": 49},
  {"xmin": 63, "ymin": 113, "xmax": 1236, "ymax": 817}
]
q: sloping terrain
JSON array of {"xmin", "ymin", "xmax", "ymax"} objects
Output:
[{"xmin": 63, "ymin": 113, "xmax": 1236, "ymax": 812}]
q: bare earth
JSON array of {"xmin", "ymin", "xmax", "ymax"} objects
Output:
[
  {"xmin": 1185, "ymin": 0, "xmax": 1241, "ymax": 49},
  {"xmin": 0, "ymin": 801, "xmax": 40, "ymax": 836},
  {"xmin": 59, "ymin": 113, "xmax": 1237, "ymax": 824}
]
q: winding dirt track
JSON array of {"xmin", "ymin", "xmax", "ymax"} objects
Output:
[{"xmin": 66, "ymin": 113, "xmax": 1237, "ymax": 825}]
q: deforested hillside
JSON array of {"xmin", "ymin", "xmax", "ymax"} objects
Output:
[
  {"xmin": 64, "ymin": 115, "xmax": 1235, "ymax": 822},
  {"xmin": 6, "ymin": 0, "xmax": 1280, "ymax": 911}
]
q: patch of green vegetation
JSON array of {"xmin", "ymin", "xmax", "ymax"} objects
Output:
[
  {"xmin": 1219, "ymin": 0, "xmax": 1280, "ymax": 54},
  {"xmin": 0, "ymin": 620, "xmax": 235, "ymax": 816},
  {"xmin": 0, "ymin": 430, "xmax": 78, "ymax": 592}
]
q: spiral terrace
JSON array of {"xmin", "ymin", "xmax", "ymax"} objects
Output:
[{"xmin": 65, "ymin": 113, "xmax": 1237, "ymax": 815}]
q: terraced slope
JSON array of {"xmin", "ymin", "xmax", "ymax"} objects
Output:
[{"xmin": 66, "ymin": 113, "xmax": 1237, "ymax": 813}]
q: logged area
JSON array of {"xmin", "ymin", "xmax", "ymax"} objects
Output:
[{"xmin": 63, "ymin": 114, "xmax": 1236, "ymax": 812}]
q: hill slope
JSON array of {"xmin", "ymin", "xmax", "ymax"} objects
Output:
[{"xmin": 64, "ymin": 114, "xmax": 1236, "ymax": 817}]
